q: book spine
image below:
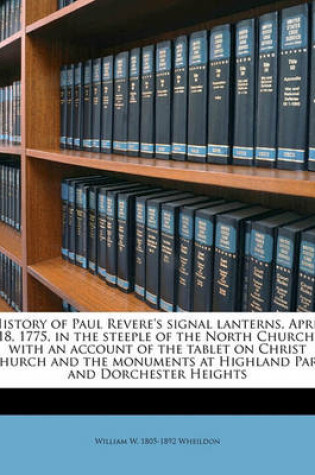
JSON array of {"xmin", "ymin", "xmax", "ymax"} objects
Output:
[
  {"xmin": 75, "ymin": 186, "xmax": 86, "ymax": 268},
  {"xmin": 159, "ymin": 207, "xmax": 177, "ymax": 311},
  {"xmin": 177, "ymin": 211, "xmax": 194, "ymax": 311},
  {"xmin": 66, "ymin": 64, "xmax": 75, "ymax": 149},
  {"xmin": 117, "ymin": 196, "xmax": 134, "ymax": 292},
  {"xmin": 140, "ymin": 45, "xmax": 155, "ymax": 158},
  {"xmin": 193, "ymin": 214, "xmax": 215, "ymax": 311},
  {"xmin": 61, "ymin": 180, "xmax": 69, "ymax": 260},
  {"xmin": 101, "ymin": 56, "xmax": 114, "ymax": 154},
  {"xmin": 17, "ymin": 81, "xmax": 21, "ymax": 144},
  {"xmin": 97, "ymin": 193, "xmax": 107, "ymax": 280},
  {"xmin": 92, "ymin": 58, "xmax": 102, "ymax": 152},
  {"xmin": 68, "ymin": 183, "xmax": 76, "ymax": 263},
  {"xmin": 213, "ymin": 219, "xmax": 239, "ymax": 311},
  {"xmin": 113, "ymin": 51, "xmax": 129, "ymax": 154},
  {"xmin": 271, "ymin": 230, "xmax": 297, "ymax": 311},
  {"xmin": 88, "ymin": 188, "xmax": 97, "ymax": 273},
  {"xmin": 172, "ymin": 35, "xmax": 188, "ymax": 161},
  {"xmin": 134, "ymin": 198, "xmax": 146, "ymax": 299},
  {"xmin": 127, "ymin": 48, "xmax": 141, "ymax": 156},
  {"xmin": 155, "ymin": 41, "xmax": 172, "ymax": 159},
  {"xmin": 208, "ymin": 25, "xmax": 233, "ymax": 165},
  {"xmin": 277, "ymin": 4, "xmax": 309, "ymax": 170},
  {"xmin": 60, "ymin": 66, "xmax": 68, "ymax": 149},
  {"xmin": 73, "ymin": 62, "xmax": 83, "ymax": 150},
  {"xmin": 233, "ymin": 19, "xmax": 256, "ymax": 166},
  {"xmin": 83, "ymin": 60, "xmax": 93, "ymax": 151},
  {"xmin": 187, "ymin": 31, "xmax": 208, "ymax": 162},
  {"xmin": 248, "ymin": 226, "xmax": 275, "ymax": 312},
  {"xmin": 241, "ymin": 222, "xmax": 252, "ymax": 311},
  {"xmin": 145, "ymin": 203, "xmax": 160, "ymax": 308},
  {"xmin": 296, "ymin": 235, "xmax": 315, "ymax": 311},
  {"xmin": 255, "ymin": 12, "xmax": 278, "ymax": 168},
  {"xmin": 105, "ymin": 193, "xmax": 118, "ymax": 286},
  {"xmin": 309, "ymin": 2, "xmax": 315, "ymax": 171}
]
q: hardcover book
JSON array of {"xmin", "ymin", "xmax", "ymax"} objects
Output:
[
  {"xmin": 101, "ymin": 55, "xmax": 114, "ymax": 154},
  {"xmin": 92, "ymin": 58, "xmax": 102, "ymax": 152},
  {"xmin": 172, "ymin": 35, "xmax": 188, "ymax": 161},
  {"xmin": 83, "ymin": 59, "xmax": 93, "ymax": 151},
  {"xmin": 296, "ymin": 227, "xmax": 315, "ymax": 311},
  {"xmin": 140, "ymin": 45, "xmax": 155, "ymax": 158},
  {"xmin": 309, "ymin": 1, "xmax": 315, "ymax": 171},
  {"xmin": 73, "ymin": 62, "xmax": 83, "ymax": 150},
  {"xmin": 60, "ymin": 65, "xmax": 68, "ymax": 149},
  {"xmin": 155, "ymin": 41, "xmax": 172, "ymax": 159},
  {"xmin": 113, "ymin": 51, "xmax": 129, "ymax": 154},
  {"xmin": 127, "ymin": 48, "xmax": 141, "ymax": 156},
  {"xmin": 66, "ymin": 64, "xmax": 75, "ymax": 149}
]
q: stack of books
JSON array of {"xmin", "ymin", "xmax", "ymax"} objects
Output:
[
  {"xmin": 0, "ymin": 0, "xmax": 21, "ymax": 41},
  {"xmin": 0, "ymin": 252, "xmax": 22, "ymax": 311},
  {"xmin": 0, "ymin": 80, "xmax": 21, "ymax": 146},
  {"xmin": 0, "ymin": 157, "xmax": 21, "ymax": 232}
]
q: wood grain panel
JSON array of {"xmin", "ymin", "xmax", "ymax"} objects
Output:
[
  {"xmin": 0, "ymin": 297, "xmax": 14, "ymax": 312},
  {"xmin": 0, "ymin": 222, "xmax": 22, "ymax": 265}
]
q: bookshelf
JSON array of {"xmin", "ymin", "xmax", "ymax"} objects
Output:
[{"xmin": 0, "ymin": 0, "xmax": 313, "ymax": 312}]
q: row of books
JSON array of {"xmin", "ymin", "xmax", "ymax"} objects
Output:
[
  {"xmin": 0, "ymin": 252, "xmax": 22, "ymax": 312},
  {"xmin": 61, "ymin": 175, "xmax": 315, "ymax": 312},
  {"xmin": 0, "ymin": 81, "xmax": 21, "ymax": 146},
  {"xmin": 0, "ymin": 0, "xmax": 21, "ymax": 42},
  {"xmin": 58, "ymin": 0, "xmax": 77, "ymax": 9},
  {"xmin": 60, "ymin": 3, "xmax": 315, "ymax": 171},
  {"xmin": 0, "ymin": 158, "xmax": 21, "ymax": 232}
]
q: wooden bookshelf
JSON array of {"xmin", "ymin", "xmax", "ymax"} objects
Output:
[
  {"xmin": 0, "ymin": 0, "xmax": 312, "ymax": 312},
  {"xmin": 0, "ymin": 297, "xmax": 14, "ymax": 312}
]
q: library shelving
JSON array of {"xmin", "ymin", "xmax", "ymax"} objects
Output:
[{"xmin": 0, "ymin": 0, "xmax": 313, "ymax": 312}]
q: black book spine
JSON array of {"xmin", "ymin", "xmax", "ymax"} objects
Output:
[
  {"xmin": 177, "ymin": 210, "xmax": 194, "ymax": 311},
  {"xmin": 140, "ymin": 45, "xmax": 155, "ymax": 158},
  {"xmin": 88, "ymin": 188, "xmax": 97, "ymax": 273},
  {"xmin": 92, "ymin": 58, "xmax": 102, "ymax": 152},
  {"xmin": 117, "ymin": 196, "xmax": 134, "ymax": 292},
  {"xmin": 135, "ymin": 198, "xmax": 146, "ymax": 300},
  {"xmin": 83, "ymin": 59, "xmax": 93, "ymax": 151},
  {"xmin": 68, "ymin": 183, "xmax": 76, "ymax": 264},
  {"xmin": 172, "ymin": 35, "xmax": 188, "ymax": 161},
  {"xmin": 145, "ymin": 202, "xmax": 160, "ymax": 308},
  {"xmin": 73, "ymin": 62, "xmax": 83, "ymax": 151},
  {"xmin": 159, "ymin": 207, "xmax": 178, "ymax": 311},
  {"xmin": 97, "ymin": 192, "xmax": 107, "ymax": 280},
  {"xmin": 309, "ymin": 1, "xmax": 315, "ymax": 171},
  {"xmin": 208, "ymin": 24, "xmax": 233, "ymax": 165},
  {"xmin": 62, "ymin": 185, "xmax": 69, "ymax": 260},
  {"xmin": 296, "ymin": 233, "xmax": 315, "ymax": 311},
  {"xmin": 255, "ymin": 12, "xmax": 278, "ymax": 168},
  {"xmin": 127, "ymin": 48, "xmax": 141, "ymax": 156},
  {"xmin": 113, "ymin": 51, "xmax": 129, "ymax": 155},
  {"xmin": 66, "ymin": 64, "xmax": 75, "ymax": 149},
  {"xmin": 241, "ymin": 222, "xmax": 252, "ymax": 311},
  {"xmin": 193, "ymin": 213, "xmax": 215, "ymax": 312},
  {"xmin": 277, "ymin": 4, "xmax": 309, "ymax": 170},
  {"xmin": 101, "ymin": 55, "xmax": 114, "ymax": 154},
  {"xmin": 155, "ymin": 41, "xmax": 172, "ymax": 159},
  {"xmin": 187, "ymin": 30, "xmax": 208, "ymax": 163},
  {"xmin": 60, "ymin": 66, "xmax": 68, "ymax": 149},
  {"xmin": 233, "ymin": 19, "xmax": 257, "ymax": 166},
  {"xmin": 106, "ymin": 192, "xmax": 118, "ymax": 286},
  {"xmin": 17, "ymin": 81, "xmax": 21, "ymax": 144},
  {"xmin": 75, "ymin": 185, "xmax": 85, "ymax": 268}
]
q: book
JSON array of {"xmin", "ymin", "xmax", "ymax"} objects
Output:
[
  {"xmin": 73, "ymin": 62, "xmax": 83, "ymax": 150},
  {"xmin": 212, "ymin": 206, "xmax": 274, "ymax": 312},
  {"xmin": 134, "ymin": 189, "xmax": 179, "ymax": 300},
  {"xmin": 187, "ymin": 30, "xmax": 208, "ymax": 162},
  {"xmin": 66, "ymin": 64, "xmax": 75, "ymax": 149},
  {"xmin": 155, "ymin": 41, "xmax": 172, "ymax": 159},
  {"xmin": 277, "ymin": 4, "xmax": 309, "ymax": 170},
  {"xmin": 60, "ymin": 65, "xmax": 68, "ymax": 149},
  {"xmin": 140, "ymin": 45, "xmax": 155, "ymax": 158},
  {"xmin": 309, "ymin": 1, "xmax": 315, "ymax": 171},
  {"xmin": 91, "ymin": 58, "xmax": 102, "ymax": 152},
  {"xmin": 248, "ymin": 212, "xmax": 301, "ymax": 312},
  {"xmin": 113, "ymin": 51, "xmax": 129, "ymax": 154},
  {"xmin": 208, "ymin": 24, "xmax": 234, "ymax": 165},
  {"xmin": 145, "ymin": 193, "xmax": 191, "ymax": 309},
  {"xmin": 160, "ymin": 196, "xmax": 215, "ymax": 312},
  {"xmin": 272, "ymin": 215, "xmax": 315, "ymax": 311},
  {"xmin": 101, "ymin": 55, "xmax": 114, "ymax": 154},
  {"xmin": 127, "ymin": 48, "xmax": 141, "ymax": 156},
  {"xmin": 172, "ymin": 35, "xmax": 188, "ymax": 161},
  {"xmin": 255, "ymin": 12, "xmax": 278, "ymax": 168},
  {"xmin": 83, "ymin": 59, "xmax": 93, "ymax": 151},
  {"xmin": 296, "ymin": 227, "xmax": 315, "ymax": 311}
]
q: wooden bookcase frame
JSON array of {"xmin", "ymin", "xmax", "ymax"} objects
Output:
[{"xmin": 0, "ymin": 0, "xmax": 313, "ymax": 311}]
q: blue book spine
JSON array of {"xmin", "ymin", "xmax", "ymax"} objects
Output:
[
  {"xmin": 208, "ymin": 24, "xmax": 233, "ymax": 165},
  {"xmin": 233, "ymin": 19, "xmax": 257, "ymax": 166},
  {"xmin": 75, "ymin": 185, "xmax": 86, "ymax": 268},
  {"xmin": 296, "ymin": 231, "xmax": 315, "ymax": 311},
  {"xmin": 127, "ymin": 48, "xmax": 141, "ymax": 156},
  {"xmin": 187, "ymin": 30, "xmax": 208, "ymax": 162},
  {"xmin": 113, "ymin": 51, "xmax": 129, "ymax": 154},
  {"xmin": 145, "ymin": 202, "xmax": 160, "ymax": 308},
  {"xmin": 172, "ymin": 35, "xmax": 188, "ymax": 161},
  {"xmin": 73, "ymin": 62, "xmax": 83, "ymax": 150},
  {"xmin": 255, "ymin": 12, "xmax": 278, "ymax": 168},
  {"xmin": 101, "ymin": 55, "xmax": 114, "ymax": 154},
  {"xmin": 155, "ymin": 40, "xmax": 172, "ymax": 159},
  {"xmin": 92, "ymin": 58, "xmax": 102, "ymax": 152},
  {"xmin": 140, "ymin": 45, "xmax": 155, "ymax": 158},
  {"xmin": 277, "ymin": 4, "xmax": 309, "ymax": 170},
  {"xmin": 309, "ymin": 2, "xmax": 315, "ymax": 171},
  {"xmin": 83, "ymin": 59, "xmax": 93, "ymax": 151},
  {"xmin": 241, "ymin": 222, "xmax": 252, "ymax": 311},
  {"xmin": 177, "ymin": 210, "xmax": 194, "ymax": 311},
  {"xmin": 61, "ymin": 180, "xmax": 69, "ymax": 260},
  {"xmin": 135, "ymin": 197, "xmax": 147, "ymax": 300},
  {"xmin": 97, "ymin": 192, "xmax": 107, "ymax": 280},
  {"xmin": 88, "ymin": 188, "xmax": 97, "ymax": 273},
  {"xmin": 60, "ymin": 66, "xmax": 68, "ymax": 149},
  {"xmin": 66, "ymin": 64, "xmax": 75, "ymax": 149}
]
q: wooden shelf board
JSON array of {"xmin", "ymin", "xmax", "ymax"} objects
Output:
[
  {"xmin": 0, "ymin": 222, "xmax": 22, "ymax": 265},
  {"xmin": 26, "ymin": 148, "xmax": 315, "ymax": 199},
  {"xmin": 0, "ymin": 297, "xmax": 14, "ymax": 312},
  {"xmin": 28, "ymin": 257, "xmax": 157, "ymax": 312},
  {"xmin": 0, "ymin": 144, "xmax": 22, "ymax": 155}
]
